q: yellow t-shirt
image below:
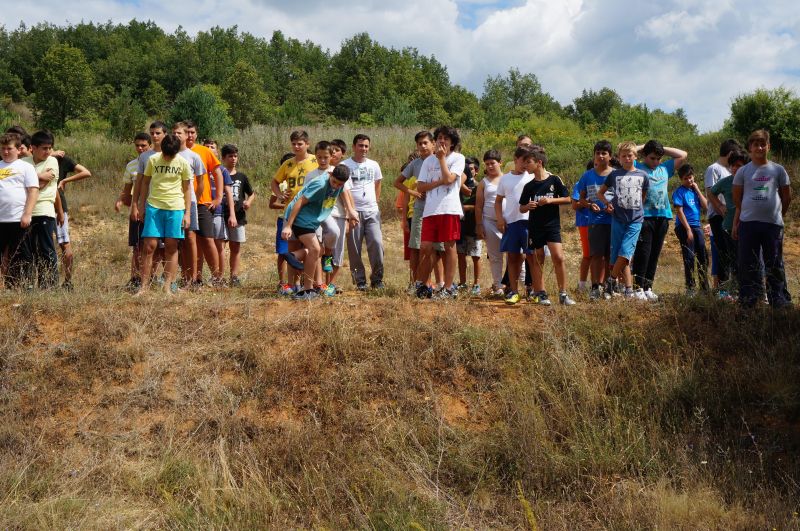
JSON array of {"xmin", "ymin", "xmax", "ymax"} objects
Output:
[
  {"xmin": 24, "ymin": 156, "xmax": 59, "ymax": 218},
  {"xmin": 144, "ymin": 153, "xmax": 192, "ymax": 211},
  {"xmin": 272, "ymin": 155, "xmax": 318, "ymax": 203}
]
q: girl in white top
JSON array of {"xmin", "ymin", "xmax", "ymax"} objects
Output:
[{"xmin": 475, "ymin": 150, "xmax": 504, "ymax": 294}]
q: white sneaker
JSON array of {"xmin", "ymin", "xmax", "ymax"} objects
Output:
[
  {"xmin": 644, "ymin": 288, "xmax": 659, "ymax": 301},
  {"xmin": 632, "ymin": 288, "xmax": 648, "ymax": 301}
]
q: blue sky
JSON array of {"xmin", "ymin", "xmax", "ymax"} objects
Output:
[{"xmin": 4, "ymin": 0, "xmax": 800, "ymax": 132}]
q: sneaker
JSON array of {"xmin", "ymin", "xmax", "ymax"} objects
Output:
[
  {"xmin": 356, "ymin": 283, "xmax": 369, "ymax": 292},
  {"xmin": 456, "ymin": 283, "xmax": 468, "ymax": 292},
  {"xmin": 559, "ymin": 292, "xmax": 576, "ymax": 306},
  {"xmin": 335, "ymin": 285, "xmax": 343, "ymax": 294},
  {"xmin": 632, "ymin": 288, "xmax": 648, "ymax": 301},
  {"xmin": 279, "ymin": 283, "xmax": 294, "ymax": 296},
  {"xmin": 61, "ymin": 280, "xmax": 74, "ymax": 291},
  {"xmin": 293, "ymin": 289, "xmax": 319, "ymax": 301},
  {"xmin": 470, "ymin": 284, "xmax": 481, "ymax": 296},
  {"xmin": 589, "ymin": 287, "xmax": 602, "ymax": 301},
  {"xmin": 576, "ymin": 282, "xmax": 589, "ymax": 293},
  {"xmin": 416, "ymin": 284, "xmax": 433, "ymax": 299},
  {"xmin": 491, "ymin": 286, "xmax": 505, "ymax": 298},
  {"xmin": 323, "ymin": 284, "xmax": 336, "ymax": 297},
  {"xmin": 623, "ymin": 287, "xmax": 635, "ymax": 299},
  {"xmin": 371, "ymin": 281, "xmax": 386, "ymax": 290},
  {"xmin": 321, "ymin": 255, "xmax": 333, "ymax": 273},
  {"xmin": 644, "ymin": 288, "xmax": 659, "ymax": 301},
  {"xmin": 532, "ymin": 291, "xmax": 552, "ymax": 306},
  {"xmin": 505, "ymin": 291, "xmax": 520, "ymax": 305},
  {"xmin": 685, "ymin": 288, "xmax": 696, "ymax": 298},
  {"xmin": 433, "ymin": 287, "xmax": 456, "ymax": 300},
  {"xmin": 604, "ymin": 277, "xmax": 618, "ymax": 297},
  {"xmin": 407, "ymin": 282, "xmax": 420, "ymax": 295},
  {"xmin": 124, "ymin": 277, "xmax": 141, "ymax": 292},
  {"xmin": 229, "ymin": 276, "xmax": 241, "ymax": 288}
]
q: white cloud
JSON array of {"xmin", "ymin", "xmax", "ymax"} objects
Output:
[{"xmin": 3, "ymin": 0, "xmax": 800, "ymax": 131}]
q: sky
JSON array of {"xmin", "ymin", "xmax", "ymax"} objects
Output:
[{"xmin": 3, "ymin": 0, "xmax": 800, "ymax": 132}]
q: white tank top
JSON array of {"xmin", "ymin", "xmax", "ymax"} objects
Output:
[{"xmin": 482, "ymin": 178, "xmax": 499, "ymax": 220}]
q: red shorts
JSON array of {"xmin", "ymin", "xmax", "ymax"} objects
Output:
[
  {"xmin": 421, "ymin": 214, "xmax": 460, "ymax": 243},
  {"xmin": 579, "ymin": 226, "xmax": 590, "ymax": 258}
]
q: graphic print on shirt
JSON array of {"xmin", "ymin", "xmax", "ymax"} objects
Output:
[{"xmin": 616, "ymin": 174, "xmax": 646, "ymax": 210}]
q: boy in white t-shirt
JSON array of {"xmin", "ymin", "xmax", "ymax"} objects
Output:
[
  {"xmin": 0, "ymin": 133, "xmax": 40, "ymax": 287},
  {"xmin": 414, "ymin": 126, "xmax": 466, "ymax": 299},
  {"xmin": 494, "ymin": 147, "xmax": 534, "ymax": 305},
  {"xmin": 344, "ymin": 134, "xmax": 384, "ymax": 290}
]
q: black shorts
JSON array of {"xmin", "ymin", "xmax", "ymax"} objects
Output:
[
  {"xmin": 588, "ymin": 223, "xmax": 611, "ymax": 257},
  {"xmin": 128, "ymin": 219, "xmax": 144, "ymax": 247},
  {"xmin": 528, "ymin": 225, "xmax": 562, "ymax": 249},
  {"xmin": 195, "ymin": 203, "xmax": 214, "ymax": 237},
  {"xmin": 293, "ymin": 225, "xmax": 317, "ymax": 237}
]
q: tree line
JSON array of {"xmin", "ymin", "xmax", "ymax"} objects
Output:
[{"xmin": 1, "ymin": 20, "xmax": 799, "ymax": 159}]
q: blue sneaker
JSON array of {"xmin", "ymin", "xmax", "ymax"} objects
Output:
[
  {"xmin": 293, "ymin": 289, "xmax": 319, "ymax": 301},
  {"xmin": 321, "ymin": 255, "xmax": 333, "ymax": 273}
]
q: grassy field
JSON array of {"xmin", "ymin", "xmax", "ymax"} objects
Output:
[{"xmin": 1, "ymin": 127, "xmax": 799, "ymax": 528}]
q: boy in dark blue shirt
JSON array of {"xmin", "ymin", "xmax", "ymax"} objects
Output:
[{"xmin": 672, "ymin": 164, "xmax": 708, "ymax": 295}]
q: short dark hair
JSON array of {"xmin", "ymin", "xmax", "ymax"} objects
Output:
[
  {"xmin": 160, "ymin": 134, "xmax": 181, "ymax": 157},
  {"xmin": 332, "ymin": 164, "xmax": 350, "ymax": 182},
  {"xmin": 642, "ymin": 140, "xmax": 665, "ymax": 157},
  {"xmin": 31, "ymin": 130, "xmax": 55, "ymax": 147},
  {"xmin": 414, "ymin": 130, "xmax": 433, "ymax": 143},
  {"xmin": 483, "ymin": 150, "xmax": 502, "ymax": 163},
  {"xmin": 433, "ymin": 125, "xmax": 460, "ymax": 152},
  {"xmin": 513, "ymin": 146, "xmax": 533, "ymax": 160},
  {"xmin": 353, "ymin": 133, "xmax": 370, "ymax": 145},
  {"xmin": 279, "ymin": 152, "xmax": 294, "ymax": 165},
  {"xmin": 19, "ymin": 134, "xmax": 31, "ymax": 149},
  {"xmin": 593, "ymin": 140, "xmax": 613, "ymax": 154},
  {"xmin": 677, "ymin": 164, "xmax": 694, "ymax": 178},
  {"xmin": 0, "ymin": 133, "xmax": 22, "ymax": 148},
  {"xmin": 290, "ymin": 130, "xmax": 309, "ymax": 143},
  {"xmin": 517, "ymin": 134, "xmax": 532, "ymax": 144},
  {"xmin": 747, "ymin": 129, "xmax": 770, "ymax": 147},
  {"xmin": 5, "ymin": 125, "xmax": 27, "ymax": 137},
  {"xmin": 719, "ymin": 138, "xmax": 742, "ymax": 157},
  {"xmin": 331, "ymin": 139, "xmax": 347, "ymax": 153},
  {"xmin": 466, "ymin": 156, "xmax": 480, "ymax": 172},
  {"xmin": 134, "ymin": 132, "xmax": 152, "ymax": 143},
  {"xmin": 314, "ymin": 140, "xmax": 333, "ymax": 154},
  {"xmin": 150, "ymin": 120, "xmax": 167, "ymax": 133},
  {"xmin": 221, "ymin": 144, "xmax": 238, "ymax": 158},
  {"xmin": 727, "ymin": 150, "xmax": 750, "ymax": 167},
  {"xmin": 529, "ymin": 146, "xmax": 548, "ymax": 166},
  {"xmin": 202, "ymin": 138, "xmax": 217, "ymax": 147},
  {"xmin": 184, "ymin": 120, "xmax": 197, "ymax": 130}
]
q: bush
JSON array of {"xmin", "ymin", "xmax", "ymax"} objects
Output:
[
  {"xmin": 169, "ymin": 84, "xmax": 234, "ymax": 138},
  {"xmin": 728, "ymin": 87, "xmax": 800, "ymax": 158},
  {"xmin": 105, "ymin": 87, "xmax": 148, "ymax": 141}
]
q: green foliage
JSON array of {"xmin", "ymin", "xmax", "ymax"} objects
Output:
[
  {"xmin": 32, "ymin": 43, "xmax": 96, "ymax": 130},
  {"xmin": 105, "ymin": 87, "xmax": 147, "ymax": 141},
  {"xmin": 567, "ymin": 87, "xmax": 623, "ymax": 129},
  {"xmin": 222, "ymin": 60, "xmax": 271, "ymax": 129},
  {"xmin": 142, "ymin": 80, "xmax": 170, "ymax": 117},
  {"xmin": 728, "ymin": 87, "xmax": 800, "ymax": 157},
  {"xmin": 481, "ymin": 68, "xmax": 561, "ymax": 130},
  {"xmin": 169, "ymin": 84, "xmax": 234, "ymax": 138}
]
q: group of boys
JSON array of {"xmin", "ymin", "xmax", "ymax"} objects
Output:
[
  {"xmin": 0, "ymin": 126, "xmax": 91, "ymax": 290},
  {"xmin": 116, "ymin": 120, "xmax": 254, "ymax": 294}
]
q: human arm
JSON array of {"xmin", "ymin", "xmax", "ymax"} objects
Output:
[
  {"xmin": 225, "ymin": 185, "xmax": 237, "ymax": 228},
  {"xmin": 596, "ymin": 184, "xmax": 613, "ymax": 213},
  {"xmin": 136, "ymin": 175, "xmax": 152, "ymax": 217},
  {"xmin": 55, "ymin": 192, "xmax": 64, "ymax": 227},
  {"xmin": 182, "ymin": 180, "xmax": 192, "ymax": 229},
  {"xmin": 281, "ymin": 195, "xmax": 310, "ymax": 240},
  {"xmin": 209, "ymin": 166, "xmax": 224, "ymax": 210},
  {"xmin": 731, "ymin": 184, "xmax": 743, "ymax": 239},
  {"xmin": 58, "ymin": 163, "xmax": 91, "ymax": 190},
  {"xmin": 494, "ymin": 194, "xmax": 506, "ymax": 233},
  {"xmin": 21, "ymin": 187, "xmax": 40, "ymax": 228},
  {"xmin": 394, "ymin": 173, "xmax": 422, "ymax": 199},
  {"xmin": 675, "ymin": 206, "xmax": 693, "ymax": 243},
  {"xmin": 664, "ymin": 146, "xmax": 688, "ymax": 169},
  {"xmin": 779, "ymin": 185, "xmax": 792, "ymax": 217},
  {"xmin": 707, "ymin": 187, "xmax": 726, "ymax": 217},
  {"xmin": 475, "ymin": 181, "xmax": 485, "ymax": 240},
  {"xmin": 460, "ymin": 173, "xmax": 471, "ymax": 195},
  {"xmin": 116, "ymin": 183, "xmax": 133, "ymax": 212}
]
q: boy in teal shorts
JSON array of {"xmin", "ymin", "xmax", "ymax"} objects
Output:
[
  {"xmin": 282, "ymin": 164, "xmax": 351, "ymax": 300},
  {"xmin": 136, "ymin": 134, "xmax": 192, "ymax": 295}
]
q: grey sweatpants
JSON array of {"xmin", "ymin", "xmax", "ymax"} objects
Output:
[{"xmin": 347, "ymin": 210, "xmax": 384, "ymax": 286}]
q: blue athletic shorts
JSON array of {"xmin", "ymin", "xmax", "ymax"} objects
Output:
[
  {"xmin": 500, "ymin": 220, "xmax": 529, "ymax": 254},
  {"xmin": 142, "ymin": 204, "xmax": 185, "ymax": 240},
  {"xmin": 275, "ymin": 217, "xmax": 289, "ymax": 254},
  {"xmin": 610, "ymin": 218, "xmax": 642, "ymax": 263}
]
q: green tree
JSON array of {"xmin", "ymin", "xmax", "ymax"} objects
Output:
[
  {"xmin": 222, "ymin": 60, "xmax": 270, "ymax": 129},
  {"xmin": 105, "ymin": 86, "xmax": 147, "ymax": 141},
  {"xmin": 169, "ymin": 84, "xmax": 234, "ymax": 138},
  {"xmin": 728, "ymin": 87, "xmax": 800, "ymax": 157},
  {"xmin": 32, "ymin": 43, "xmax": 96, "ymax": 130},
  {"xmin": 143, "ymin": 80, "xmax": 170, "ymax": 117},
  {"xmin": 567, "ymin": 87, "xmax": 623, "ymax": 128}
]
